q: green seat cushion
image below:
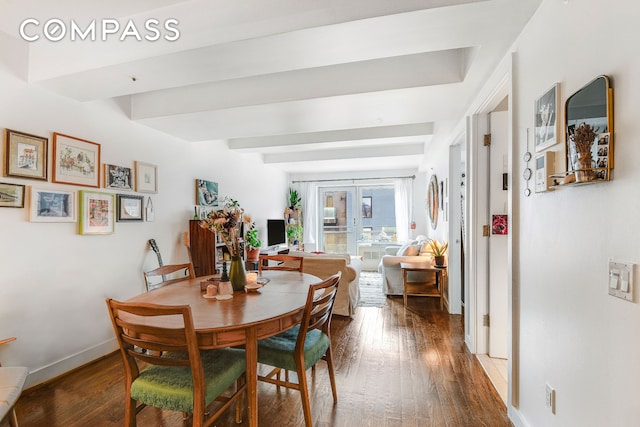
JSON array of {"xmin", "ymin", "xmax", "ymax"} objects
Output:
[
  {"xmin": 257, "ymin": 326, "xmax": 329, "ymax": 372},
  {"xmin": 130, "ymin": 348, "xmax": 245, "ymax": 413}
]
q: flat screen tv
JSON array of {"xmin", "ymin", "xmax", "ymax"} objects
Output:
[{"xmin": 267, "ymin": 219, "xmax": 286, "ymax": 247}]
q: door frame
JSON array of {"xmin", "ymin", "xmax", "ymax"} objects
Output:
[{"xmin": 463, "ymin": 61, "xmax": 518, "ymax": 408}]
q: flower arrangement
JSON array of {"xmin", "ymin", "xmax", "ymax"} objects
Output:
[
  {"xmin": 200, "ymin": 197, "xmax": 246, "ymax": 258},
  {"xmin": 573, "ymin": 122, "xmax": 597, "ymax": 160}
]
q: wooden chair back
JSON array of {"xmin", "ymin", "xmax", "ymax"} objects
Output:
[
  {"xmin": 106, "ymin": 300, "xmax": 207, "ymax": 419},
  {"xmin": 258, "ymin": 254, "xmax": 304, "ymax": 272},
  {"xmin": 296, "ymin": 272, "xmax": 341, "ymax": 349},
  {"xmin": 143, "ymin": 263, "xmax": 194, "ymax": 291}
]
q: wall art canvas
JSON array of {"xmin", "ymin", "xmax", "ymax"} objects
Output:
[
  {"xmin": 196, "ymin": 179, "xmax": 218, "ymax": 206},
  {"xmin": 53, "ymin": 133, "xmax": 100, "ymax": 187},
  {"xmin": 135, "ymin": 161, "xmax": 158, "ymax": 193},
  {"xmin": 492, "ymin": 214, "xmax": 508, "ymax": 235},
  {"xmin": 79, "ymin": 190, "xmax": 115, "ymax": 234},
  {"xmin": 105, "ymin": 164, "xmax": 133, "ymax": 190},
  {"xmin": 0, "ymin": 182, "xmax": 25, "ymax": 208},
  {"xmin": 30, "ymin": 188, "xmax": 76, "ymax": 222},
  {"xmin": 117, "ymin": 194, "xmax": 143, "ymax": 221},
  {"xmin": 4, "ymin": 129, "xmax": 48, "ymax": 180},
  {"xmin": 534, "ymin": 83, "xmax": 560, "ymax": 152}
]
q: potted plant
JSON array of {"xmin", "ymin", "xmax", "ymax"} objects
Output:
[
  {"xmin": 244, "ymin": 217, "xmax": 262, "ymax": 261},
  {"xmin": 426, "ymin": 239, "xmax": 448, "ymax": 267},
  {"xmin": 288, "ymin": 188, "xmax": 301, "ymax": 210},
  {"xmin": 572, "ymin": 122, "xmax": 597, "ymax": 182}
]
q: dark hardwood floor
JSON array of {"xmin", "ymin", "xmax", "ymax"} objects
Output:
[{"xmin": 12, "ymin": 297, "xmax": 511, "ymax": 427}]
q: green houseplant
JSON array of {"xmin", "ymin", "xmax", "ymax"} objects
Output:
[
  {"xmin": 426, "ymin": 239, "xmax": 448, "ymax": 267},
  {"xmin": 244, "ymin": 219, "xmax": 262, "ymax": 261},
  {"xmin": 288, "ymin": 188, "xmax": 301, "ymax": 210}
]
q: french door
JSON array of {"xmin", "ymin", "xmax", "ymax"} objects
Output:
[{"xmin": 318, "ymin": 187, "xmax": 357, "ymax": 254}]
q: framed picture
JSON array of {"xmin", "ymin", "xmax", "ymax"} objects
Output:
[
  {"xmin": 135, "ymin": 161, "xmax": 158, "ymax": 193},
  {"xmin": 361, "ymin": 196, "xmax": 372, "ymax": 218},
  {"xmin": 0, "ymin": 182, "xmax": 25, "ymax": 208},
  {"xmin": 492, "ymin": 214, "xmax": 508, "ymax": 235},
  {"xmin": 4, "ymin": 129, "xmax": 48, "ymax": 180},
  {"xmin": 104, "ymin": 164, "xmax": 133, "ymax": 190},
  {"xmin": 79, "ymin": 190, "xmax": 115, "ymax": 234},
  {"xmin": 534, "ymin": 83, "xmax": 560, "ymax": 152},
  {"xmin": 52, "ymin": 133, "xmax": 100, "ymax": 187},
  {"xmin": 116, "ymin": 194, "xmax": 144, "ymax": 221},
  {"xmin": 196, "ymin": 179, "xmax": 218, "ymax": 206},
  {"xmin": 29, "ymin": 188, "xmax": 76, "ymax": 222}
]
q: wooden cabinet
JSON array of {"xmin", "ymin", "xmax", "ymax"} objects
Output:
[
  {"xmin": 189, "ymin": 220, "xmax": 217, "ymax": 277},
  {"xmin": 189, "ymin": 220, "xmax": 245, "ymax": 277}
]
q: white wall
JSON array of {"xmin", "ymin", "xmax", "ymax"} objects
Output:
[
  {"xmin": 0, "ymin": 32, "xmax": 287, "ymax": 387},
  {"xmin": 510, "ymin": 1, "xmax": 640, "ymax": 426},
  {"xmin": 426, "ymin": 1, "xmax": 640, "ymax": 426}
]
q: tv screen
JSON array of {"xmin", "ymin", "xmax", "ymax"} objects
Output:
[{"xmin": 267, "ymin": 219, "xmax": 286, "ymax": 246}]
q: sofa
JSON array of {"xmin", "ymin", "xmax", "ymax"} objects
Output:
[
  {"xmin": 287, "ymin": 251, "xmax": 362, "ymax": 317},
  {"xmin": 378, "ymin": 238, "xmax": 435, "ymax": 295}
]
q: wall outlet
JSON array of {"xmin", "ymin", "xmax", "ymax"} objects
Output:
[{"xmin": 545, "ymin": 383, "xmax": 556, "ymax": 414}]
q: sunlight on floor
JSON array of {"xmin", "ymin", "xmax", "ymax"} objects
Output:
[{"xmin": 476, "ymin": 354, "xmax": 507, "ymax": 405}]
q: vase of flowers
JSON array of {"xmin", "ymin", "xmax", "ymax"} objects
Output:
[{"xmin": 200, "ymin": 197, "xmax": 248, "ymax": 291}]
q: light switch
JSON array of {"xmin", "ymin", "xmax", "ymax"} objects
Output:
[
  {"xmin": 608, "ymin": 260, "xmax": 635, "ymax": 302},
  {"xmin": 620, "ymin": 270, "xmax": 630, "ymax": 292},
  {"xmin": 609, "ymin": 270, "xmax": 619, "ymax": 289}
]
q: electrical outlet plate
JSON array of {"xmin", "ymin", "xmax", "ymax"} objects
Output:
[{"xmin": 545, "ymin": 384, "xmax": 556, "ymax": 414}]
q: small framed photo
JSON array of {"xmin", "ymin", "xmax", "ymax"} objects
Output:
[
  {"xmin": 52, "ymin": 133, "xmax": 100, "ymax": 187},
  {"xmin": 104, "ymin": 164, "xmax": 133, "ymax": 190},
  {"xmin": 534, "ymin": 83, "xmax": 560, "ymax": 152},
  {"xmin": 29, "ymin": 188, "xmax": 76, "ymax": 222},
  {"xmin": 135, "ymin": 161, "xmax": 158, "ymax": 193},
  {"xmin": 0, "ymin": 182, "xmax": 26, "ymax": 208},
  {"xmin": 492, "ymin": 214, "xmax": 508, "ymax": 235},
  {"xmin": 117, "ymin": 194, "xmax": 144, "ymax": 221},
  {"xmin": 196, "ymin": 179, "xmax": 218, "ymax": 206},
  {"xmin": 4, "ymin": 129, "xmax": 48, "ymax": 180},
  {"xmin": 79, "ymin": 190, "xmax": 115, "ymax": 234}
]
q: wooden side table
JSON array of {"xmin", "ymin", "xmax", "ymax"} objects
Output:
[{"xmin": 400, "ymin": 262, "xmax": 446, "ymax": 309}]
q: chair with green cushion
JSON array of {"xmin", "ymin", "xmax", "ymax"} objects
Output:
[
  {"xmin": 106, "ymin": 299, "xmax": 246, "ymax": 427},
  {"xmin": 257, "ymin": 272, "xmax": 341, "ymax": 427}
]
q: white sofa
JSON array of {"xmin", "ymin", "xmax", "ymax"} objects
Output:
[
  {"xmin": 287, "ymin": 251, "xmax": 362, "ymax": 317},
  {"xmin": 377, "ymin": 239, "xmax": 434, "ymax": 295}
]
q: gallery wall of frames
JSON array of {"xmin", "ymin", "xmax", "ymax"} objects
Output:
[{"xmin": 1, "ymin": 129, "xmax": 158, "ymax": 235}]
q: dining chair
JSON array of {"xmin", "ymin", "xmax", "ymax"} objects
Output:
[
  {"xmin": 106, "ymin": 299, "xmax": 247, "ymax": 427},
  {"xmin": 258, "ymin": 254, "xmax": 304, "ymax": 272},
  {"xmin": 0, "ymin": 337, "xmax": 28, "ymax": 427},
  {"xmin": 257, "ymin": 272, "xmax": 341, "ymax": 427},
  {"xmin": 143, "ymin": 262, "xmax": 194, "ymax": 291}
]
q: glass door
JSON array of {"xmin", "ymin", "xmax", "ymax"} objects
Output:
[
  {"xmin": 318, "ymin": 187, "xmax": 357, "ymax": 255},
  {"xmin": 318, "ymin": 185, "xmax": 397, "ymax": 270}
]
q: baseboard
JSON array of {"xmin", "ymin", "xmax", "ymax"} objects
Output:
[
  {"xmin": 23, "ymin": 338, "xmax": 118, "ymax": 389},
  {"xmin": 508, "ymin": 406, "xmax": 531, "ymax": 427}
]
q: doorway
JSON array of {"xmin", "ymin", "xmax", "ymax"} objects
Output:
[{"xmin": 318, "ymin": 185, "xmax": 397, "ymax": 270}]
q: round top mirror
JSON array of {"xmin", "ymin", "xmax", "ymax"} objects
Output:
[{"xmin": 427, "ymin": 174, "xmax": 439, "ymax": 230}]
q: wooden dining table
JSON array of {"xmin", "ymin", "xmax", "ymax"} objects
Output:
[{"xmin": 125, "ymin": 270, "xmax": 320, "ymax": 427}]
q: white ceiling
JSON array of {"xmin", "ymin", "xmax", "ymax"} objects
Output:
[{"xmin": 0, "ymin": 0, "xmax": 541, "ymax": 173}]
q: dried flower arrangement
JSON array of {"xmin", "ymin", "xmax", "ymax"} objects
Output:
[
  {"xmin": 572, "ymin": 123, "xmax": 597, "ymax": 181},
  {"xmin": 200, "ymin": 197, "xmax": 248, "ymax": 257},
  {"xmin": 573, "ymin": 123, "xmax": 597, "ymax": 157}
]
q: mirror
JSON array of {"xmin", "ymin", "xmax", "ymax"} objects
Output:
[
  {"xmin": 427, "ymin": 174, "xmax": 438, "ymax": 229},
  {"xmin": 565, "ymin": 75, "xmax": 614, "ymax": 181}
]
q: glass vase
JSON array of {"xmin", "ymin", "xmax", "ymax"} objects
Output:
[{"xmin": 229, "ymin": 255, "xmax": 246, "ymax": 291}]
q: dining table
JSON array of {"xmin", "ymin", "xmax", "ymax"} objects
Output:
[{"xmin": 124, "ymin": 270, "xmax": 320, "ymax": 427}]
